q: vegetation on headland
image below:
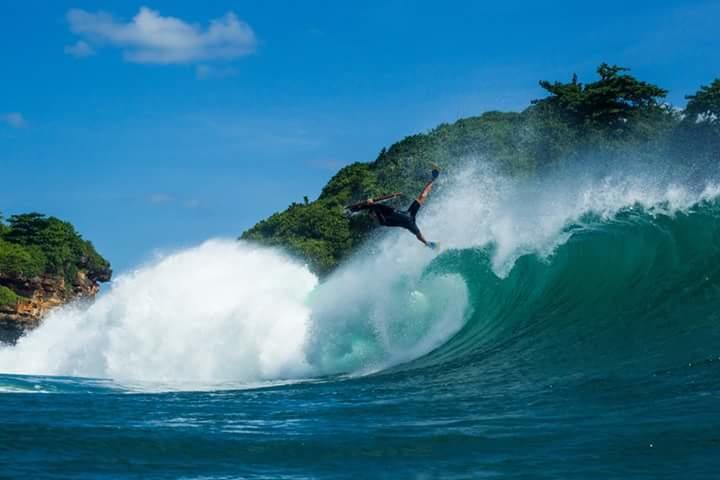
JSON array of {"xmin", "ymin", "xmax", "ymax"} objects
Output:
[
  {"xmin": 0, "ymin": 285, "xmax": 18, "ymax": 306},
  {"xmin": 0, "ymin": 212, "xmax": 111, "ymax": 304},
  {"xmin": 242, "ymin": 64, "xmax": 720, "ymax": 275}
]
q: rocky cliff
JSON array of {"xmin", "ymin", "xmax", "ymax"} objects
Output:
[
  {"xmin": 0, "ymin": 268, "xmax": 111, "ymax": 344},
  {"xmin": 0, "ymin": 212, "xmax": 112, "ymax": 344}
]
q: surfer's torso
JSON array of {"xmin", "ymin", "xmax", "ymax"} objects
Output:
[{"xmin": 370, "ymin": 202, "xmax": 421, "ymax": 237}]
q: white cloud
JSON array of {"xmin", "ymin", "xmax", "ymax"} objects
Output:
[
  {"xmin": 64, "ymin": 40, "xmax": 95, "ymax": 57},
  {"xmin": 66, "ymin": 7, "xmax": 256, "ymax": 64},
  {"xmin": 1, "ymin": 112, "xmax": 27, "ymax": 128}
]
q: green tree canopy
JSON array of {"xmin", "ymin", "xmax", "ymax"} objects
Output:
[
  {"xmin": 685, "ymin": 79, "xmax": 720, "ymax": 122},
  {"xmin": 2, "ymin": 213, "xmax": 110, "ymax": 283},
  {"xmin": 0, "ymin": 240, "xmax": 45, "ymax": 279},
  {"xmin": 532, "ymin": 64, "xmax": 668, "ymax": 132},
  {"xmin": 0, "ymin": 285, "xmax": 19, "ymax": 306}
]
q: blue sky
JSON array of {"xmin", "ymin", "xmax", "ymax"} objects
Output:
[{"xmin": 2, "ymin": 0, "xmax": 719, "ymax": 273}]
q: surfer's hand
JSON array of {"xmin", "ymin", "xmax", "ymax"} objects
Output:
[{"xmin": 427, "ymin": 241, "xmax": 438, "ymax": 250}]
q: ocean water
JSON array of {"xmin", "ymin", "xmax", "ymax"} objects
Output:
[{"xmin": 1, "ymin": 164, "xmax": 719, "ymax": 479}]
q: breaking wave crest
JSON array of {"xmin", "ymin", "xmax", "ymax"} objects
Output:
[{"xmin": 2, "ymin": 161, "xmax": 720, "ymax": 391}]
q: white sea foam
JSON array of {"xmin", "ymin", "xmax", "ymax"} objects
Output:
[
  {"xmin": 0, "ymin": 241, "xmax": 317, "ymax": 384},
  {"xmin": 421, "ymin": 160, "xmax": 720, "ymax": 275},
  {"xmin": 0, "ymin": 238, "xmax": 469, "ymax": 388}
]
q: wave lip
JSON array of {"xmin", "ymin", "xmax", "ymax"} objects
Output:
[{"xmin": 408, "ymin": 197, "xmax": 720, "ymax": 382}]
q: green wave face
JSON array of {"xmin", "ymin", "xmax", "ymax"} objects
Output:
[
  {"xmin": 299, "ymin": 159, "xmax": 720, "ymax": 385},
  {"xmin": 302, "ymin": 154, "xmax": 720, "ymax": 384},
  {"xmin": 396, "ymin": 201, "xmax": 720, "ymax": 381}
]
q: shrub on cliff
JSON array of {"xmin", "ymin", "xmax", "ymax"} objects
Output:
[
  {"xmin": 0, "ymin": 285, "xmax": 18, "ymax": 307},
  {"xmin": 685, "ymin": 79, "xmax": 720, "ymax": 122},
  {"xmin": 0, "ymin": 240, "xmax": 45, "ymax": 279},
  {"xmin": 0, "ymin": 213, "xmax": 110, "ymax": 284}
]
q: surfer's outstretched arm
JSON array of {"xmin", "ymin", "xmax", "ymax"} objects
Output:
[
  {"xmin": 414, "ymin": 230, "xmax": 438, "ymax": 249},
  {"xmin": 416, "ymin": 166, "xmax": 439, "ymax": 205},
  {"xmin": 416, "ymin": 179, "xmax": 434, "ymax": 205},
  {"xmin": 415, "ymin": 231, "xmax": 429, "ymax": 246}
]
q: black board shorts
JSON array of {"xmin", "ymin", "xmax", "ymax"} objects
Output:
[{"xmin": 370, "ymin": 200, "xmax": 422, "ymax": 237}]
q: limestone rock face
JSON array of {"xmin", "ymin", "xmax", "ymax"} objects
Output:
[{"xmin": 0, "ymin": 269, "xmax": 109, "ymax": 344}]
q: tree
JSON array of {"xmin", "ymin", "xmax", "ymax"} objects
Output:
[
  {"xmin": 533, "ymin": 64, "xmax": 668, "ymax": 133},
  {"xmin": 685, "ymin": 79, "xmax": 720, "ymax": 123},
  {"xmin": 5, "ymin": 214, "xmax": 73, "ymax": 274},
  {"xmin": 0, "ymin": 285, "xmax": 19, "ymax": 306},
  {"xmin": 2, "ymin": 213, "xmax": 110, "ymax": 283},
  {"xmin": 3, "ymin": 213, "xmax": 49, "ymax": 245},
  {"xmin": 0, "ymin": 240, "xmax": 45, "ymax": 278},
  {"xmin": 673, "ymin": 79, "xmax": 720, "ymax": 165}
]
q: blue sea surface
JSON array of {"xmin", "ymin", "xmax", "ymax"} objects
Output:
[{"xmin": 1, "ymin": 356, "xmax": 718, "ymax": 479}]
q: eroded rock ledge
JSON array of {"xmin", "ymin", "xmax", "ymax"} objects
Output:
[{"xmin": 0, "ymin": 268, "xmax": 111, "ymax": 344}]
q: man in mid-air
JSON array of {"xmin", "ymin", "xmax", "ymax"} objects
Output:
[{"xmin": 349, "ymin": 166, "xmax": 440, "ymax": 249}]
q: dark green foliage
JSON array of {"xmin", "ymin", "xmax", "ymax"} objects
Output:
[
  {"xmin": 319, "ymin": 163, "xmax": 381, "ymax": 203},
  {"xmin": 0, "ymin": 285, "xmax": 18, "ymax": 307},
  {"xmin": 5, "ymin": 213, "xmax": 73, "ymax": 275},
  {"xmin": 0, "ymin": 240, "xmax": 45, "ymax": 278},
  {"xmin": 244, "ymin": 162, "xmax": 386, "ymax": 274},
  {"xmin": 685, "ymin": 79, "xmax": 720, "ymax": 121},
  {"xmin": 532, "ymin": 64, "xmax": 668, "ymax": 135},
  {"xmin": 0, "ymin": 213, "xmax": 110, "ymax": 284},
  {"xmin": 242, "ymin": 64, "xmax": 719, "ymax": 275},
  {"xmin": 672, "ymin": 79, "xmax": 720, "ymax": 165}
]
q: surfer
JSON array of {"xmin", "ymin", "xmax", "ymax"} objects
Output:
[{"xmin": 348, "ymin": 166, "xmax": 440, "ymax": 249}]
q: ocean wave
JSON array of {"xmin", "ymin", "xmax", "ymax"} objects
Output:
[{"xmin": 2, "ymin": 162, "xmax": 719, "ymax": 391}]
